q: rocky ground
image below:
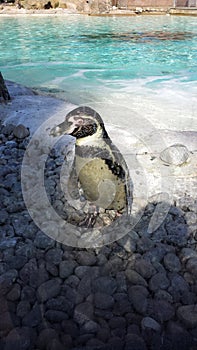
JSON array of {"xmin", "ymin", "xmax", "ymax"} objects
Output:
[{"xmin": 0, "ymin": 118, "xmax": 197, "ymax": 350}]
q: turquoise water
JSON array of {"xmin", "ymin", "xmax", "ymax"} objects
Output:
[{"xmin": 0, "ymin": 15, "xmax": 197, "ymax": 108}]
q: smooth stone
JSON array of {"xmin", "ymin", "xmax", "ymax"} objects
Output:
[
  {"xmin": 177, "ymin": 304, "xmax": 197, "ymax": 328},
  {"xmin": 125, "ymin": 269, "xmax": 148, "ymax": 287},
  {"xmin": 45, "ymin": 310, "xmax": 69, "ymax": 322},
  {"xmin": 37, "ymin": 329, "xmax": 59, "ymax": 350},
  {"xmin": 92, "ymin": 276, "xmax": 117, "ymax": 295},
  {"xmin": 128, "ymin": 285, "xmax": 148, "ymax": 315},
  {"xmin": 149, "ymin": 272, "xmax": 170, "ymax": 292},
  {"xmin": 94, "ymin": 292, "xmax": 114, "ymax": 310},
  {"xmin": 4, "ymin": 327, "xmax": 36, "ymax": 350},
  {"xmin": 134, "ymin": 259, "xmax": 156, "ymax": 279},
  {"xmin": 141, "ymin": 316, "xmax": 161, "ymax": 332},
  {"xmin": 13, "ymin": 124, "xmax": 30, "ymax": 139},
  {"xmin": 37, "ymin": 278, "xmax": 61, "ymax": 302},
  {"xmin": 59, "ymin": 260, "xmax": 77, "ymax": 279},
  {"xmin": 163, "ymin": 253, "xmax": 181, "ymax": 272},
  {"xmin": 22, "ymin": 304, "xmax": 42, "ymax": 327},
  {"xmin": 147, "ymin": 299, "xmax": 175, "ymax": 323},
  {"xmin": 160, "ymin": 144, "xmax": 190, "ymax": 165},
  {"xmin": 74, "ymin": 302, "xmax": 94, "ymax": 325},
  {"xmin": 76, "ymin": 251, "xmax": 97, "ymax": 266}
]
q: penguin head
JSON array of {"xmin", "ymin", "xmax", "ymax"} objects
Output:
[{"xmin": 50, "ymin": 106, "xmax": 108, "ymax": 141}]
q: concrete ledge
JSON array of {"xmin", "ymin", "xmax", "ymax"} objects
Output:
[{"xmin": 169, "ymin": 7, "xmax": 197, "ymax": 14}]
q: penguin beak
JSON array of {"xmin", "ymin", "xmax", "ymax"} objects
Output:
[{"xmin": 50, "ymin": 120, "xmax": 75, "ymax": 137}]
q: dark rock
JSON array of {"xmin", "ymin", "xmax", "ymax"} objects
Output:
[
  {"xmin": 46, "ymin": 262, "xmax": 58, "ymax": 276},
  {"xmin": 180, "ymin": 248, "xmax": 197, "ymax": 262},
  {"xmin": 125, "ymin": 269, "xmax": 147, "ymax": 286},
  {"xmin": 45, "ymin": 310, "xmax": 68, "ymax": 322},
  {"xmin": 59, "ymin": 260, "xmax": 76, "ymax": 279},
  {"xmin": 7, "ymin": 283, "xmax": 21, "ymax": 301},
  {"xmin": 154, "ymin": 289, "xmax": 173, "ymax": 303},
  {"xmin": 134, "ymin": 259, "xmax": 156, "ymax": 279},
  {"xmin": 0, "ymin": 270, "xmax": 18, "ymax": 296},
  {"xmin": 147, "ymin": 299, "xmax": 175, "ymax": 323},
  {"xmin": 125, "ymin": 334, "xmax": 147, "ymax": 350},
  {"xmin": 34, "ymin": 231, "xmax": 55, "ymax": 249},
  {"xmin": 74, "ymin": 302, "xmax": 94, "ymax": 326},
  {"xmin": 46, "ymin": 296, "xmax": 72, "ymax": 314},
  {"xmin": 92, "ymin": 276, "xmax": 117, "ymax": 295},
  {"xmin": 177, "ymin": 304, "xmax": 197, "ymax": 328},
  {"xmin": 76, "ymin": 251, "xmax": 97, "ymax": 266},
  {"xmin": 80, "ymin": 320, "xmax": 98, "ymax": 333},
  {"xmin": 77, "ymin": 275, "xmax": 92, "ymax": 298},
  {"xmin": 186, "ymin": 258, "xmax": 197, "ymax": 277},
  {"xmin": 37, "ymin": 278, "xmax": 61, "ymax": 302},
  {"xmin": 19, "ymin": 258, "xmax": 37, "ymax": 284},
  {"xmin": 108, "ymin": 336, "xmax": 124, "ymax": 350},
  {"xmin": 7, "ymin": 255, "xmax": 28, "ymax": 270},
  {"xmin": 0, "ymin": 209, "xmax": 9, "ymax": 223},
  {"xmin": 168, "ymin": 273, "xmax": 189, "ymax": 302},
  {"xmin": 75, "ymin": 266, "xmax": 91, "ymax": 279},
  {"xmin": 109, "ymin": 316, "xmax": 126, "ymax": 329},
  {"xmin": 165, "ymin": 221, "xmax": 187, "ymax": 246},
  {"xmin": 141, "ymin": 316, "xmax": 161, "ymax": 332},
  {"xmin": 47, "ymin": 338, "xmax": 64, "ymax": 350},
  {"xmin": 62, "ymin": 319, "xmax": 79, "ymax": 338},
  {"xmin": 22, "ymin": 304, "xmax": 42, "ymax": 327},
  {"xmin": 29, "ymin": 266, "xmax": 49, "ymax": 288},
  {"xmin": 0, "ymin": 238, "xmax": 18, "ymax": 250},
  {"xmin": 0, "ymin": 311, "xmax": 14, "ymax": 334},
  {"xmin": 37, "ymin": 328, "xmax": 59, "ymax": 349},
  {"xmin": 128, "ymin": 285, "xmax": 148, "ymax": 314},
  {"xmin": 45, "ymin": 248, "xmax": 63, "ymax": 265},
  {"xmin": 21, "ymin": 286, "xmax": 36, "ymax": 304},
  {"xmin": 94, "ymin": 292, "xmax": 114, "ymax": 310},
  {"xmin": 149, "ymin": 272, "xmax": 170, "ymax": 292},
  {"xmin": 4, "ymin": 327, "xmax": 36, "ymax": 350},
  {"xmin": 163, "ymin": 253, "xmax": 181, "ymax": 272},
  {"xmin": 165, "ymin": 321, "xmax": 193, "ymax": 350},
  {"xmin": 17, "ymin": 301, "xmax": 31, "ymax": 318}
]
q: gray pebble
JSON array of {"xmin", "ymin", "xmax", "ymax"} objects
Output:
[
  {"xmin": 149, "ymin": 272, "xmax": 170, "ymax": 292},
  {"xmin": 94, "ymin": 292, "xmax": 114, "ymax": 310},
  {"xmin": 37, "ymin": 278, "xmax": 62, "ymax": 302},
  {"xmin": 141, "ymin": 316, "xmax": 161, "ymax": 332},
  {"xmin": 177, "ymin": 304, "xmax": 197, "ymax": 328},
  {"xmin": 134, "ymin": 259, "xmax": 156, "ymax": 279},
  {"xmin": 160, "ymin": 144, "xmax": 190, "ymax": 165},
  {"xmin": 163, "ymin": 253, "xmax": 181, "ymax": 272},
  {"xmin": 59, "ymin": 260, "xmax": 77, "ymax": 279},
  {"xmin": 128, "ymin": 285, "xmax": 148, "ymax": 314},
  {"xmin": 74, "ymin": 302, "xmax": 94, "ymax": 325},
  {"xmin": 92, "ymin": 276, "xmax": 117, "ymax": 295},
  {"xmin": 125, "ymin": 269, "xmax": 148, "ymax": 287},
  {"xmin": 76, "ymin": 251, "xmax": 97, "ymax": 266}
]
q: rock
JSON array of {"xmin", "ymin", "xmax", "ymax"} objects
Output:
[
  {"xmin": 160, "ymin": 144, "xmax": 190, "ymax": 165},
  {"xmin": 180, "ymin": 248, "xmax": 197, "ymax": 262},
  {"xmin": 149, "ymin": 272, "xmax": 170, "ymax": 292},
  {"xmin": 0, "ymin": 72, "xmax": 11, "ymax": 102},
  {"xmin": 37, "ymin": 278, "xmax": 61, "ymax": 302},
  {"xmin": 125, "ymin": 269, "xmax": 148, "ymax": 286},
  {"xmin": 17, "ymin": 301, "xmax": 31, "ymax": 318},
  {"xmin": 141, "ymin": 317, "xmax": 161, "ymax": 332},
  {"xmin": 4, "ymin": 327, "xmax": 36, "ymax": 350},
  {"xmin": 163, "ymin": 253, "xmax": 181, "ymax": 272},
  {"xmin": 128, "ymin": 285, "xmax": 148, "ymax": 314},
  {"xmin": 165, "ymin": 221, "xmax": 188, "ymax": 247},
  {"xmin": 46, "ymin": 296, "xmax": 72, "ymax": 314},
  {"xmin": 186, "ymin": 258, "xmax": 197, "ymax": 277},
  {"xmin": 22, "ymin": 304, "xmax": 42, "ymax": 327},
  {"xmin": 0, "ymin": 238, "xmax": 18, "ymax": 250},
  {"xmin": 177, "ymin": 304, "xmax": 197, "ymax": 328},
  {"xmin": 47, "ymin": 338, "xmax": 64, "ymax": 350},
  {"xmin": 125, "ymin": 334, "xmax": 147, "ymax": 350},
  {"xmin": 45, "ymin": 248, "xmax": 63, "ymax": 265},
  {"xmin": 109, "ymin": 316, "xmax": 126, "ymax": 329},
  {"xmin": 21, "ymin": 286, "xmax": 36, "ymax": 304},
  {"xmin": 0, "ymin": 270, "xmax": 18, "ymax": 296},
  {"xmin": 76, "ymin": 251, "xmax": 97, "ymax": 266},
  {"xmin": 34, "ymin": 231, "xmax": 55, "ymax": 249},
  {"xmin": 92, "ymin": 276, "xmax": 117, "ymax": 295},
  {"xmin": 77, "ymin": 275, "xmax": 92, "ymax": 298},
  {"xmin": 45, "ymin": 310, "xmax": 68, "ymax": 322},
  {"xmin": 7, "ymin": 283, "xmax": 21, "ymax": 301},
  {"xmin": 0, "ymin": 209, "xmax": 9, "ymax": 223},
  {"xmin": 75, "ymin": 266, "xmax": 91, "ymax": 279},
  {"xmin": 74, "ymin": 302, "xmax": 94, "ymax": 325},
  {"xmin": 59, "ymin": 260, "xmax": 76, "ymax": 279},
  {"xmin": 94, "ymin": 292, "xmax": 114, "ymax": 310},
  {"xmin": 0, "ymin": 311, "xmax": 14, "ymax": 334},
  {"xmin": 134, "ymin": 259, "xmax": 156, "ymax": 279},
  {"xmin": 13, "ymin": 125, "xmax": 30, "ymax": 139},
  {"xmin": 37, "ymin": 328, "xmax": 59, "ymax": 350},
  {"xmin": 147, "ymin": 299, "xmax": 175, "ymax": 323}
]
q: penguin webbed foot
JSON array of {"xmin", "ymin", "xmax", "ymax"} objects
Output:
[{"xmin": 78, "ymin": 205, "xmax": 99, "ymax": 228}]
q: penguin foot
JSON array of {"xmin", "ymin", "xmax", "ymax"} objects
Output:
[{"xmin": 79, "ymin": 205, "xmax": 99, "ymax": 228}]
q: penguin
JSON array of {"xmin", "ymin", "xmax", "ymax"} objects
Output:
[{"xmin": 50, "ymin": 106, "xmax": 132, "ymax": 226}]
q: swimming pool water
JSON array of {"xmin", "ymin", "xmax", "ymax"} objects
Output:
[{"xmin": 0, "ymin": 15, "xmax": 197, "ymax": 130}]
